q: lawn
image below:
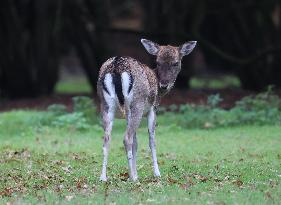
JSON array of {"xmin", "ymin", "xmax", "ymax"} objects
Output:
[
  {"xmin": 55, "ymin": 77, "xmax": 92, "ymax": 94},
  {"xmin": 0, "ymin": 111, "xmax": 280, "ymax": 204},
  {"xmin": 54, "ymin": 74, "xmax": 241, "ymax": 95}
]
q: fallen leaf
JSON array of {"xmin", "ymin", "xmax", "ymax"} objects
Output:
[
  {"xmin": 167, "ymin": 177, "xmax": 178, "ymax": 184},
  {"xmin": 165, "ymin": 153, "xmax": 177, "ymax": 160},
  {"xmin": 62, "ymin": 165, "xmax": 72, "ymax": 173},
  {"xmin": 194, "ymin": 174, "xmax": 208, "ymax": 182},
  {"xmin": 224, "ymin": 175, "xmax": 230, "ymax": 180},
  {"xmin": 232, "ymin": 179, "xmax": 243, "ymax": 187},
  {"xmin": 269, "ymin": 179, "xmax": 278, "ymax": 188},
  {"xmin": 265, "ymin": 191, "xmax": 273, "ymax": 200},
  {"xmin": 204, "ymin": 122, "xmax": 213, "ymax": 129},
  {"xmin": 180, "ymin": 183, "xmax": 191, "ymax": 190},
  {"xmin": 214, "ymin": 177, "xmax": 222, "ymax": 182},
  {"xmin": 57, "ymin": 184, "xmax": 64, "ymax": 191},
  {"xmin": 65, "ymin": 195, "xmax": 74, "ymax": 201},
  {"xmin": 72, "ymin": 154, "xmax": 81, "ymax": 160},
  {"xmin": 0, "ymin": 187, "xmax": 13, "ymax": 197},
  {"xmin": 118, "ymin": 172, "xmax": 129, "ymax": 181}
]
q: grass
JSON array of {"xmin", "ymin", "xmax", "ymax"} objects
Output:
[
  {"xmin": 0, "ymin": 111, "xmax": 281, "ymax": 204},
  {"xmin": 190, "ymin": 75, "xmax": 241, "ymax": 89},
  {"xmin": 54, "ymin": 74, "xmax": 241, "ymax": 95},
  {"xmin": 55, "ymin": 77, "xmax": 92, "ymax": 94}
]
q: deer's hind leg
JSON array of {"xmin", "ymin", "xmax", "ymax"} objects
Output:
[
  {"xmin": 132, "ymin": 132, "xmax": 138, "ymax": 179},
  {"xmin": 99, "ymin": 103, "xmax": 115, "ymax": 181},
  {"xmin": 124, "ymin": 101, "xmax": 145, "ymax": 181},
  {"xmin": 99, "ymin": 74, "xmax": 116, "ymax": 182}
]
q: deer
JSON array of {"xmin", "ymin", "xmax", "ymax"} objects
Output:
[{"xmin": 97, "ymin": 39, "xmax": 197, "ymax": 181}]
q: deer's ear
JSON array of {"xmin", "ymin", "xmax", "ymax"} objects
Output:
[
  {"xmin": 179, "ymin": 41, "xmax": 197, "ymax": 56},
  {"xmin": 141, "ymin": 39, "xmax": 160, "ymax": 55}
]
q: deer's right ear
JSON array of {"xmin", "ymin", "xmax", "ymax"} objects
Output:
[
  {"xmin": 179, "ymin": 41, "xmax": 197, "ymax": 57},
  {"xmin": 141, "ymin": 39, "xmax": 160, "ymax": 55}
]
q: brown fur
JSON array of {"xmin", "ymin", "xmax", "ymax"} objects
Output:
[
  {"xmin": 98, "ymin": 56, "xmax": 159, "ymax": 112},
  {"xmin": 98, "ymin": 39, "xmax": 197, "ymax": 181}
]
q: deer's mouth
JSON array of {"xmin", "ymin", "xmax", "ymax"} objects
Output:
[{"xmin": 159, "ymin": 83, "xmax": 171, "ymax": 90}]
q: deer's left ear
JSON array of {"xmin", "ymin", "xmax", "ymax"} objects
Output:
[
  {"xmin": 179, "ymin": 41, "xmax": 197, "ymax": 57},
  {"xmin": 141, "ymin": 39, "xmax": 160, "ymax": 55}
]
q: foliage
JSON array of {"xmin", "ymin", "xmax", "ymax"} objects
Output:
[
  {"xmin": 51, "ymin": 112, "xmax": 91, "ymax": 130},
  {"xmin": 0, "ymin": 110, "xmax": 280, "ymax": 204},
  {"xmin": 207, "ymin": 93, "xmax": 223, "ymax": 108},
  {"xmin": 230, "ymin": 86, "xmax": 281, "ymax": 126},
  {"xmin": 47, "ymin": 104, "xmax": 67, "ymax": 115},
  {"xmin": 42, "ymin": 96, "xmax": 98, "ymax": 131},
  {"xmin": 161, "ymin": 88, "xmax": 281, "ymax": 129},
  {"xmin": 190, "ymin": 75, "xmax": 241, "ymax": 89},
  {"xmin": 72, "ymin": 96, "xmax": 98, "ymax": 124}
]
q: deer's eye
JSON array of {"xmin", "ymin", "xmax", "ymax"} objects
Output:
[{"xmin": 172, "ymin": 62, "xmax": 179, "ymax": 67}]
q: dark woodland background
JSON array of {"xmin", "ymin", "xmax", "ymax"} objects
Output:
[{"xmin": 0, "ymin": 0, "xmax": 280, "ymax": 99}]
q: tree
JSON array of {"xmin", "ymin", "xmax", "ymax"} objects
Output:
[
  {"xmin": 0, "ymin": 0, "xmax": 62, "ymax": 98},
  {"xmin": 190, "ymin": 0, "xmax": 281, "ymax": 90}
]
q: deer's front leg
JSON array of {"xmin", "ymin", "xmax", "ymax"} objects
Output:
[
  {"xmin": 148, "ymin": 107, "xmax": 161, "ymax": 177},
  {"xmin": 124, "ymin": 102, "xmax": 144, "ymax": 181}
]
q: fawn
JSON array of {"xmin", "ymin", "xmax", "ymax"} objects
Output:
[{"xmin": 97, "ymin": 39, "xmax": 197, "ymax": 181}]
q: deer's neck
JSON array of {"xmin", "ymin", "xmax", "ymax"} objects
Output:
[
  {"xmin": 151, "ymin": 69, "xmax": 170, "ymax": 98},
  {"xmin": 158, "ymin": 87, "xmax": 170, "ymax": 97}
]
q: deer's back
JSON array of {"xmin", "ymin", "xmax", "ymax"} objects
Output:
[{"xmin": 97, "ymin": 56, "xmax": 158, "ymax": 117}]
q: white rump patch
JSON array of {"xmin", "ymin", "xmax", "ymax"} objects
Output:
[
  {"xmin": 103, "ymin": 73, "xmax": 115, "ymax": 97},
  {"xmin": 103, "ymin": 73, "xmax": 116, "ymax": 119},
  {"xmin": 121, "ymin": 72, "xmax": 133, "ymax": 105}
]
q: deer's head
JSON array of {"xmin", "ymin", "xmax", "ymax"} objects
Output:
[{"xmin": 141, "ymin": 39, "xmax": 197, "ymax": 90}]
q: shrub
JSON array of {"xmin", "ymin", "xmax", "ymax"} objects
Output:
[
  {"xmin": 166, "ymin": 88, "xmax": 281, "ymax": 129},
  {"xmin": 40, "ymin": 96, "xmax": 99, "ymax": 130},
  {"xmin": 230, "ymin": 86, "xmax": 281, "ymax": 125},
  {"xmin": 207, "ymin": 93, "xmax": 222, "ymax": 108},
  {"xmin": 47, "ymin": 104, "xmax": 67, "ymax": 115},
  {"xmin": 72, "ymin": 96, "xmax": 98, "ymax": 124},
  {"xmin": 51, "ymin": 112, "xmax": 90, "ymax": 130}
]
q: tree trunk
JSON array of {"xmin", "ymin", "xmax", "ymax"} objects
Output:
[{"xmin": 0, "ymin": 0, "xmax": 61, "ymax": 98}]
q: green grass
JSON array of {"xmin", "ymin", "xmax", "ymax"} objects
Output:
[
  {"xmin": 190, "ymin": 75, "xmax": 241, "ymax": 89},
  {"xmin": 0, "ymin": 111, "xmax": 281, "ymax": 204},
  {"xmin": 55, "ymin": 77, "xmax": 92, "ymax": 94},
  {"xmin": 54, "ymin": 75, "xmax": 241, "ymax": 95}
]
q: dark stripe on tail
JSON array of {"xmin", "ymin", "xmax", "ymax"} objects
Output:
[
  {"xmin": 112, "ymin": 72, "xmax": 124, "ymax": 105},
  {"xmin": 128, "ymin": 73, "xmax": 134, "ymax": 94},
  {"xmin": 101, "ymin": 77, "xmax": 110, "ymax": 95}
]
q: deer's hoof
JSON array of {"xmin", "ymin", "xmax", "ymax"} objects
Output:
[
  {"xmin": 154, "ymin": 170, "xmax": 161, "ymax": 177},
  {"xmin": 131, "ymin": 176, "xmax": 138, "ymax": 182},
  {"xmin": 99, "ymin": 175, "xmax": 107, "ymax": 182}
]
